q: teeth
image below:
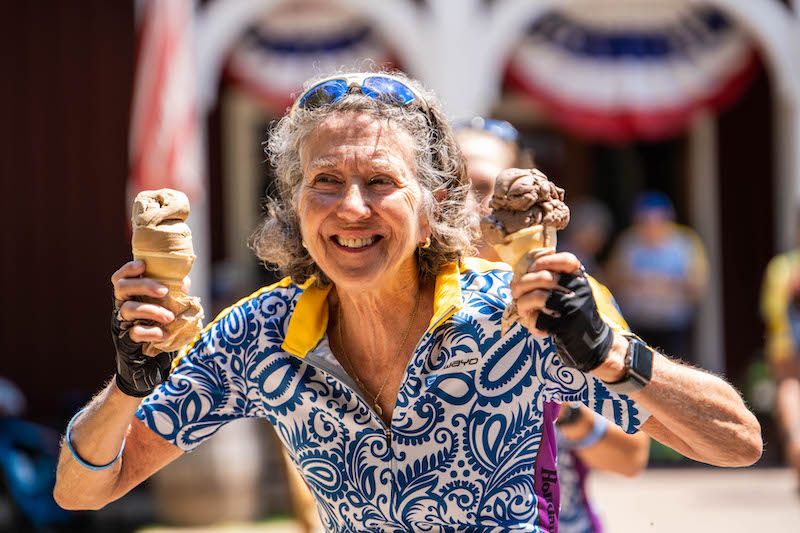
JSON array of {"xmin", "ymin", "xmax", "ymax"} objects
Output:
[{"xmin": 336, "ymin": 236, "xmax": 376, "ymax": 249}]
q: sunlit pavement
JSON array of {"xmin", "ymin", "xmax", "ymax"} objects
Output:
[
  {"xmin": 141, "ymin": 520, "xmax": 303, "ymax": 533},
  {"xmin": 589, "ymin": 467, "xmax": 800, "ymax": 532},
  {"xmin": 139, "ymin": 468, "xmax": 800, "ymax": 533}
]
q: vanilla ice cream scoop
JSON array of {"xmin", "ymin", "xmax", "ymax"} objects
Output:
[{"xmin": 131, "ymin": 189, "xmax": 204, "ymax": 356}]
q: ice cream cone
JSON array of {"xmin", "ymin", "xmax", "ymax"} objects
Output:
[
  {"xmin": 479, "ymin": 168, "xmax": 569, "ymax": 335},
  {"xmin": 492, "ymin": 225, "xmax": 557, "ymax": 335},
  {"xmin": 131, "ymin": 189, "xmax": 204, "ymax": 356},
  {"xmin": 493, "ymin": 225, "xmax": 555, "ymax": 274}
]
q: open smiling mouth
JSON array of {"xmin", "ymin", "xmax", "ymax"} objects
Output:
[{"xmin": 332, "ymin": 235, "xmax": 383, "ymax": 250}]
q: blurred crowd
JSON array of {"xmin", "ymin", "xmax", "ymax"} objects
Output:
[
  {"xmin": 760, "ymin": 213, "xmax": 800, "ymax": 486},
  {"xmin": 563, "ymin": 191, "xmax": 709, "ymax": 367},
  {"xmin": 0, "ymin": 378, "xmax": 79, "ymax": 531}
]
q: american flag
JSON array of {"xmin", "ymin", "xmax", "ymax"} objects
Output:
[{"xmin": 128, "ymin": 0, "xmax": 203, "ymax": 206}]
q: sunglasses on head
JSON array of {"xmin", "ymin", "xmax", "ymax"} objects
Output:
[
  {"xmin": 454, "ymin": 117, "xmax": 519, "ymax": 143},
  {"xmin": 290, "ymin": 73, "xmax": 428, "ymax": 115}
]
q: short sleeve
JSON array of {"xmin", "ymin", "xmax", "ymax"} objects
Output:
[
  {"xmin": 536, "ymin": 278, "xmax": 650, "ymax": 432},
  {"xmin": 538, "ymin": 339, "xmax": 650, "ymax": 433},
  {"xmin": 587, "ymin": 275, "xmax": 628, "ymax": 332},
  {"xmin": 135, "ymin": 311, "xmax": 257, "ymax": 452}
]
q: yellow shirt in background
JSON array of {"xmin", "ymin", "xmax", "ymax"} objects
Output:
[{"xmin": 760, "ymin": 250, "xmax": 800, "ymax": 363}]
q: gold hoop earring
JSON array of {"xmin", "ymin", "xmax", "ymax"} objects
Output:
[{"xmin": 419, "ymin": 237, "xmax": 431, "ymax": 249}]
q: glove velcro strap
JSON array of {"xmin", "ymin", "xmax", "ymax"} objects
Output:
[
  {"xmin": 111, "ymin": 306, "xmax": 175, "ymax": 397},
  {"xmin": 535, "ymin": 272, "xmax": 614, "ymax": 372}
]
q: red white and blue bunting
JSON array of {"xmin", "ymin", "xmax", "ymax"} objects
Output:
[
  {"xmin": 506, "ymin": 4, "xmax": 759, "ymax": 141},
  {"xmin": 223, "ymin": 2, "xmax": 758, "ymax": 141},
  {"xmin": 224, "ymin": 4, "xmax": 394, "ymax": 111}
]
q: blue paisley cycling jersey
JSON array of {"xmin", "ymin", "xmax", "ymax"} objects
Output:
[{"xmin": 136, "ymin": 258, "xmax": 649, "ymax": 532}]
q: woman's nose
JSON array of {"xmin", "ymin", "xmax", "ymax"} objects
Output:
[{"xmin": 337, "ymin": 184, "xmax": 371, "ymax": 220}]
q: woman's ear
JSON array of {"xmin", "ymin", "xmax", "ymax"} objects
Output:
[
  {"xmin": 417, "ymin": 188, "xmax": 440, "ymax": 241},
  {"xmin": 417, "ymin": 219, "xmax": 431, "ymax": 244}
]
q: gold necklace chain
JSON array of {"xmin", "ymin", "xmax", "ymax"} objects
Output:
[{"xmin": 336, "ymin": 289, "xmax": 422, "ymax": 417}]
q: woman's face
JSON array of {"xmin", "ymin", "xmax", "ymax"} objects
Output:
[{"xmin": 296, "ymin": 112, "xmax": 429, "ymax": 291}]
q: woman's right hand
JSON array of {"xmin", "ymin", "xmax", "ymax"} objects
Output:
[
  {"xmin": 110, "ymin": 260, "xmax": 183, "ymax": 397},
  {"xmin": 111, "ymin": 260, "xmax": 175, "ymax": 342}
]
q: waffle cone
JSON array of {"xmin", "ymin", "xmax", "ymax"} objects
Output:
[
  {"xmin": 493, "ymin": 225, "xmax": 555, "ymax": 275},
  {"xmin": 491, "ymin": 225, "xmax": 557, "ymax": 334}
]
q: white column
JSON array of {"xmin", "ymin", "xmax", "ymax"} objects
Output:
[
  {"xmin": 196, "ymin": 0, "xmax": 284, "ymax": 112},
  {"xmin": 222, "ymin": 88, "xmax": 266, "ymax": 291},
  {"xmin": 702, "ymin": 0, "xmax": 800, "ymax": 250},
  {"xmin": 688, "ymin": 112, "xmax": 725, "ymax": 373},
  {"xmin": 337, "ymin": 0, "xmax": 559, "ymax": 118},
  {"xmin": 189, "ymin": 3, "xmax": 211, "ymax": 309}
]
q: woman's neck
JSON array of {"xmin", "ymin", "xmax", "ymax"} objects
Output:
[
  {"xmin": 328, "ymin": 264, "xmax": 436, "ymax": 424},
  {"xmin": 335, "ymin": 279, "xmax": 424, "ymax": 346},
  {"xmin": 331, "ymin": 266, "xmax": 434, "ymax": 365},
  {"xmin": 333, "ymin": 257, "xmax": 421, "ymax": 329}
]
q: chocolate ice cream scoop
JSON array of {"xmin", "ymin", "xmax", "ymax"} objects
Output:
[
  {"xmin": 479, "ymin": 168, "xmax": 570, "ymax": 334},
  {"xmin": 480, "ymin": 168, "xmax": 570, "ymax": 244}
]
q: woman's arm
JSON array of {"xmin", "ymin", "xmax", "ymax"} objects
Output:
[
  {"xmin": 558, "ymin": 406, "xmax": 649, "ymax": 477},
  {"xmin": 54, "ymin": 260, "xmax": 185, "ymax": 509},
  {"xmin": 53, "ymin": 380, "xmax": 182, "ymax": 510},
  {"xmin": 515, "ymin": 252, "xmax": 763, "ymax": 467},
  {"xmin": 594, "ymin": 332, "xmax": 761, "ymax": 467}
]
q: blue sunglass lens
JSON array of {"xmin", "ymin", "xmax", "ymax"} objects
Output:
[
  {"xmin": 362, "ymin": 77, "xmax": 417, "ymax": 106},
  {"xmin": 484, "ymin": 120, "xmax": 519, "ymax": 142},
  {"xmin": 298, "ymin": 79, "xmax": 349, "ymax": 109},
  {"xmin": 454, "ymin": 117, "xmax": 519, "ymax": 143}
]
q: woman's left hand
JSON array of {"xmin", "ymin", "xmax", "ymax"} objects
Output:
[
  {"xmin": 511, "ymin": 251, "xmax": 619, "ymax": 375},
  {"xmin": 510, "ymin": 250, "xmax": 583, "ymax": 336}
]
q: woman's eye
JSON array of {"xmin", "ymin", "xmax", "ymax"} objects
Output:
[
  {"xmin": 314, "ymin": 174, "xmax": 340, "ymax": 185},
  {"xmin": 369, "ymin": 175, "xmax": 394, "ymax": 186}
]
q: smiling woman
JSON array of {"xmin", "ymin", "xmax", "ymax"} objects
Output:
[
  {"xmin": 55, "ymin": 69, "xmax": 762, "ymax": 533},
  {"xmin": 251, "ymin": 72, "xmax": 476, "ymax": 286}
]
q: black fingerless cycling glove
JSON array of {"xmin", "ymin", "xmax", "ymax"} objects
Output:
[
  {"xmin": 111, "ymin": 306, "xmax": 175, "ymax": 397},
  {"xmin": 534, "ymin": 272, "xmax": 613, "ymax": 372}
]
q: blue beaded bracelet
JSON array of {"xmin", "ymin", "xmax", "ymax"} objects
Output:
[
  {"xmin": 570, "ymin": 413, "xmax": 609, "ymax": 449},
  {"xmin": 66, "ymin": 408, "xmax": 126, "ymax": 471}
]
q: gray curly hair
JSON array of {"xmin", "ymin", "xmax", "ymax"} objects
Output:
[{"xmin": 251, "ymin": 70, "xmax": 478, "ymax": 285}]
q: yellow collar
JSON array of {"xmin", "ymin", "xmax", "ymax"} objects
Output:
[{"xmin": 281, "ymin": 262, "xmax": 464, "ymax": 358}]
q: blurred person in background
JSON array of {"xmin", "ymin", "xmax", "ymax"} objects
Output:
[
  {"xmin": 606, "ymin": 192, "xmax": 709, "ymax": 363},
  {"xmin": 452, "ymin": 116, "xmax": 528, "ymax": 262},
  {"xmin": 760, "ymin": 215, "xmax": 800, "ymax": 486},
  {"xmin": 54, "ymin": 71, "xmax": 761, "ymax": 531},
  {"xmin": 559, "ymin": 198, "xmax": 614, "ymax": 282},
  {"xmin": 456, "ymin": 118, "xmax": 649, "ymax": 533}
]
